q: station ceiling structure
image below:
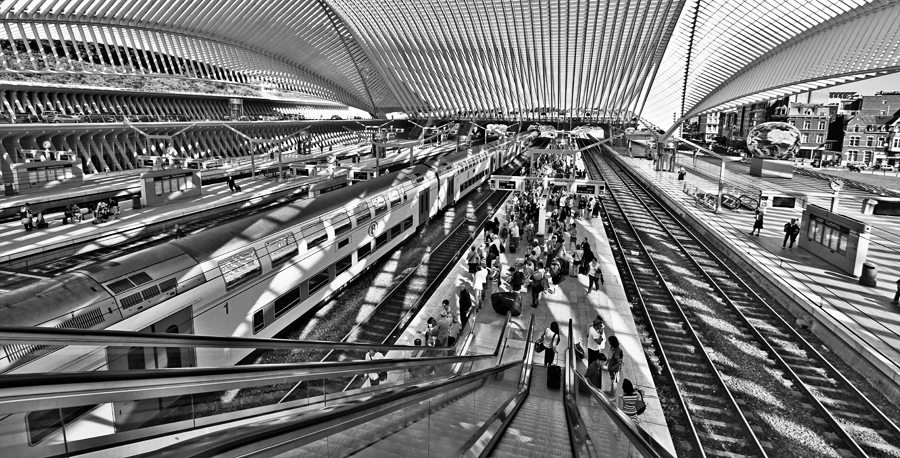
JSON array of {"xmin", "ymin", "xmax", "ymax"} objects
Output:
[{"xmin": 1, "ymin": 0, "xmax": 899, "ymax": 130}]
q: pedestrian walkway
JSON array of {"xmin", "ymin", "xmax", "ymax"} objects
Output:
[
  {"xmin": 392, "ymin": 191, "xmax": 676, "ymax": 455},
  {"xmin": 607, "ymin": 146, "xmax": 900, "ymax": 401},
  {"xmin": 0, "ymin": 174, "xmax": 324, "ymax": 264}
]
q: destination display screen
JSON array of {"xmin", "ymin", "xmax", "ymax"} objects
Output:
[
  {"xmin": 498, "ymin": 180, "xmax": 517, "ymax": 190},
  {"xmin": 575, "ymin": 184, "xmax": 596, "ymax": 195}
]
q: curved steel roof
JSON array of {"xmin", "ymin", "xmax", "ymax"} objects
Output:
[{"xmin": 1, "ymin": 0, "xmax": 898, "ymax": 129}]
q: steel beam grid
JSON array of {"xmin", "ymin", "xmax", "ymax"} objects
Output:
[{"xmin": 328, "ymin": 0, "xmax": 680, "ymax": 119}]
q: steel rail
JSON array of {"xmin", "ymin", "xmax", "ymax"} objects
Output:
[
  {"xmin": 600, "ymin": 144, "xmax": 900, "ymax": 456},
  {"xmin": 582, "ymin": 143, "xmax": 767, "ymax": 457},
  {"xmin": 579, "ymin": 145, "xmax": 705, "ymax": 457}
]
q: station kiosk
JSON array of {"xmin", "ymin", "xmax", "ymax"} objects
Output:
[
  {"xmin": 139, "ymin": 168, "xmax": 202, "ymax": 207},
  {"xmin": 799, "ymin": 204, "xmax": 871, "ymax": 276},
  {"xmin": 8, "ymin": 152, "xmax": 84, "ymax": 193}
]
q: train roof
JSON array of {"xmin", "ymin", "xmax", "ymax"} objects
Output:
[
  {"xmin": 80, "ymin": 243, "xmax": 190, "ymax": 284},
  {"xmin": 172, "ymin": 165, "xmax": 430, "ymax": 261},
  {"xmin": 0, "ymin": 273, "xmax": 108, "ymax": 327}
]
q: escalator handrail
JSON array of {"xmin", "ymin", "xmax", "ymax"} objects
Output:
[
  {"xmin": 564, "ymin": 319, "xmax": 599, "ymax": 458},
  {"xmin": 574, "ymin": 371, "xmax": 677, "ymax": 458},
  {"xmin": 463, "ymin": 314, "xmax": 536, "ymax": 458},
  {"xmin": 0, "ymin": 352, "xmax": 499, "ymax": 414},
  {"xmin": 0, "ymin": 325, "xmax": 458, "ymax": 353},
  {"xmin": 137, "ymin": 360, "xmax": 525, "ymax": 458}
]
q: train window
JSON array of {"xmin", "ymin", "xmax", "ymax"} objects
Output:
[
  {"xmin": 128, "ymin": 346, "xmax": 145, "ymax": 370},
  {"xmin": 274, "ymin": 287, "xmax": 302, "ymax": 318},
  {"xmin": 308, "ymin": 269, "xmax": 330, "ymax": 295},
  {"xmin": 336, "ymin": 254, "xmax": 352, "ymax": 275},
  {"xmin": 390, "ymin": 223, "xmax": 402, "ymax": 239},
  {"xmin": 375, "ymin": 233, "xmax": 388, "ymax": 249},
  {"xmin": 302, "ymin": 220, "xmax": 328, "ymax": 248},
  {"xmin": 252, "ymin": 309, "xmax": 265, "ymax": 334},
  {"xmin": 358, "ymin": 243, "xmax": 372, "ymax": 260},
  {"xmin": 219, "ymin": 248, "xmax": 262, "ymax": 290},
  {"xmin": 331, "ymin": 212, "xmax": 352, "ymax": 236},
  {"xmin": 388, "ymin": 190, "xmax": 402, "ymax": 208},
  {"xmin": 27, "ymin": 406, "xmax": 95, "ymax": 446},
  {"xmin": 403, "ymin": 216, "xmax": 414, "ymax": 231},
  {"xmin": 353, "ymin": 202, "xmax": 371, "ymax": 224},
  {"xmin": 165, "ymin": 325, "xmax": 182, "ymax": 368},
  {"xmin": 267, "ymin": 233, "xmax": 299, "ymax": 266},
  {"xmin": 372, "ymin": 196, "xmax": 387, "ymax": 216},
  {"xmin": 337, "ymin": 237, "xmax": 350, "ymax": 249}
]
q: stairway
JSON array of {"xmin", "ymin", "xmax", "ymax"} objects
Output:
[{"xmin": 489, "ymin": 365, "xmax": 573, "ymax": 458}]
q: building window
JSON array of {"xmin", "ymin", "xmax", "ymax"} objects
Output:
[
  {"xmin": 815, "ymin": 134, "xmax": 823, "ymax": 144},
  {"xmin": 866, "ymin": 137, "xmax": 874, "ymax": 147},
  {"xmin": 893, "ymin": 138, "xmax": 900, "ymax": 148},
  {"xmin": 853, "ymin": 125, "xmax": 860, "ymax": 133},
  {"xmin": 818, "ymin": 121, "xmax": 826, "ymax": 130},
  {"xmin": 803, "ymin": 120, "xmax": 810, "ymax": 129},
  {"xmin": 864, "ymin": 151, "xmax": 872, "ymax": 162},
  {"xmin": 848, "ymin": 136, "xmax": 859, "ymax": 147},
  {"xmin": 801, "ymin": 134, "xmax": 809, "ymax": 143}
]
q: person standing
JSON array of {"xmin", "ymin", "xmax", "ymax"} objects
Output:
[
  {"xmin": 473, "ymin": 266, "xmax": 487, "ymax": 304},
  {"xmin": 108, "ymin": 198, "xmax": 119, "ymax": 220},
  {"xmin": 436, "ymin": 310, "xmax": 452, "ymax": 347},
  {"xmin": 466, "ymin": 246, "xmax": 481, "ymax": 277},
  {"xmin": 530, "ymin": 263, "xmax": 545, "ymax": 308},
  {"xmin": 540, "ymin": 321, "xmax": 561, "ymax": 367},
  {"xmin": 499, "ymin": 222, "xmax": 509, "ymax": 251},
  {"xmin": 572, "ymin": 245, "xmax": 584, "ymax": 278},
  {"xmin": 226, "ymin": 174, "xmax": 235, "ymax": 193},
  {"xmin": 892, "ymin": 279, "xmax": 900, "ymax": 305},
  {"xmin": 782, "ymin": 218, "xmax": 801, "ymax": 249},
  {"xmin": 588, "ymin": 258, "xmax": 603, "ymax": 292},
  {"xmin": 749, "ymin": 210, "xmax": 764, "ymax": 236},
  {"xmin": 677, "ymin": 167, "xmax": 687, "ymax": 181},
  {"xmin": 20, "ymin": 202, "xmax": 34, "ymax": 232},
  {"xmin": 606, "ymin": 336, "xmax": 624, "ymax": 396},
  {"xmin": 586, "ymin": 316, "xmax": 605, "ymax": 366},
  {"xmin": 509, "ymin": 220, "xmax": 520, "ymax": 253}
]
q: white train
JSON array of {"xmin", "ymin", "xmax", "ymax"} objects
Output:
[{"xmin": 0, "ymin": 139, "xmax": 520, "ymax": 457}]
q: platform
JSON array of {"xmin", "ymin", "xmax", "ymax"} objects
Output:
[
  {"xmin": 607, "ymin": 146, "xmax": 900, "ymax": 400},
  {"xmin": 390, "ymin": 191, "xmax": 676, "ymax": 455},
  {"xmin": 0, "ymin": 173, "xmax": 326, "ymax": 265}
]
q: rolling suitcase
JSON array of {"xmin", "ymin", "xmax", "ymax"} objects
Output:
[{"xmin": 547, "ymin": 363, "xmax": 561, "ymax": 389}]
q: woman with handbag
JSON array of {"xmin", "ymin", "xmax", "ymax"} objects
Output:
[
  {"xmin": 537, "ymin": 321, "xmax": 561, "ymax": 367},
  {"xmin": 619, "ymin": 379, "xmax": 645, "ymax": 422},
  {"xmin": 606, "ymin": 336, "xmax": 624, "ymax": 395}
]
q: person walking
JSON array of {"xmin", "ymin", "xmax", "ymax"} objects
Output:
[
  {"xmin": 749, "ymin": 210, "xmax": 764, "ymax": 236},
  {"xmin": 573, "ymin": 245, "xmax": 584, "ymax": 278},
  {"xmin": 226, "ymin": 174, "xmax": 235, "ymax": 193},
  {"xmin": 782, "ymin": 218, "xmax": 801, "ymax": 249},
  {"xmin": 509, "ymin": 220, "xmax": 520, "ymax": 253},
  {"xmin": 540, "ymin": 321, "xmax": 561, "ymax": 367},
  {"xmin": 586, "ymin": 316, "xmax": 605, "ymax": 366}
]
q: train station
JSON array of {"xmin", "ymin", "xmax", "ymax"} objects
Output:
[{"xmin": 1, "ymin": 1, "xmax": 899, "ymax": 457}]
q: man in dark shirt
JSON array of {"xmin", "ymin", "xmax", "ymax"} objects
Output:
[{"xmin": 782, "ymin": 219, "xmax": 801, "ymax": 249}]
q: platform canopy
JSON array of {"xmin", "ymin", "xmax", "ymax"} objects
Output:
[{"xmin": 1, "ymin": 0, "xmax": 898, "ymax": 130}]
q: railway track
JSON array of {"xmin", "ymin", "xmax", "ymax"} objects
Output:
[
  {"xmin": 583, "ymin": 142, "xmax": 900, "ymax": 458},
  {"xmin": 580, "ymin": 142, "xmax": 766, "ymax": 458}
]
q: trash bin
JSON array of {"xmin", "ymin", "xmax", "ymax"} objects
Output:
[
  {"xmin": 859, "ymin": 262, "xmax": 878, "ymax": 287},
  {"xmin": 4, "ymin": 184, "xmax": 15, "ymax": 196},
  {"xmin": 132, "ymin": 194, "xmax": 142, "ymax": 210}
]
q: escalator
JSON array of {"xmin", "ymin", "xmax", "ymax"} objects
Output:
[{"xmin": 0, "ymin": 317, "xmax": 674, "ymax": 458}]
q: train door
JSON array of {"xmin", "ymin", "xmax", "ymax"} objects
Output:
[
  {"xmin": 418, "ymin": 188, "xmax": 431, "ymax": 227},
  {"xmin": 108, "ymin": 307, "xmax": 195, "ymax": 432},
  {"xmin": 448, "ymin": 174, "xmax": 456, "ymax": 203}
]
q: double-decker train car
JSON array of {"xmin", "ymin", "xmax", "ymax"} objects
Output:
[{"xmin": 0, "ymin": 138, "xmax": 521, "ymax": 457}]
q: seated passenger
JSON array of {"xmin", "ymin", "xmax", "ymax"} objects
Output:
[{"xmin": 35, "ymin": 212, "xmax": 48, "ymax": 229}]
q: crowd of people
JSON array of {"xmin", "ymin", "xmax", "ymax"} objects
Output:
[{"xmin": 18, "ymin": 198, "xmax": 122, "ymax": 232}]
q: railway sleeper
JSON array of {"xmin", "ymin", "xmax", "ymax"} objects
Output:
[
  {"xmin": 679, "ymin": 380, "xmax": 724, "ymax": 392},
  {"xmin": 796, "ymin": 372, "xmax": 839, "ymax": 385},
  {"xmin": 701, "ymin": 418, "xmax": 751, "ymax": 431}
]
